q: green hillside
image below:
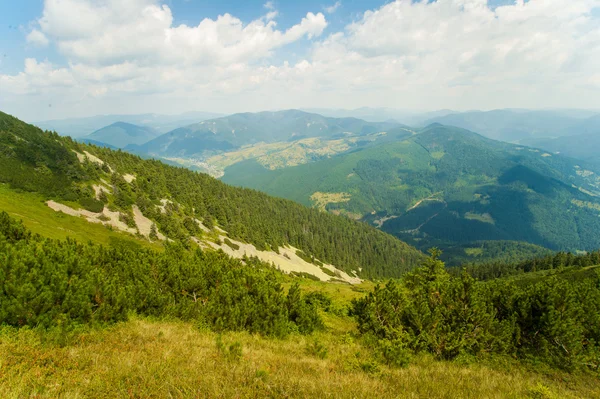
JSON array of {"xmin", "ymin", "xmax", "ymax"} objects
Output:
[
  {"xmin": 85, "ymin": 122, "xmax": 161, "ymax": 148},
  {"xmin": 222, "ymin": 124, "xmax": 600, "ymax": 254},
  {"xmin": 0, "ymin": 110, "xmax": 423, "ymax": 278}
]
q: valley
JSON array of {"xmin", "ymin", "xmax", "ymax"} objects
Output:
[{"xmin": 59, "ymin": 107, "xmax": 600, "ymax": 266}]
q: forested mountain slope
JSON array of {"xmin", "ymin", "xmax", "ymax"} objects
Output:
[
  {"xmin": 222, "ymin": 124, "xmax": 600, "ymax": 254},
  {"xmin": 0, "ymin": 110, "xmax": 423, "ymax": 278}
]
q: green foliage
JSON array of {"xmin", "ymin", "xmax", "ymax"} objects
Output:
[
  {"xmin": 0, "ymin": 111, "xmax": 95, "ymax": 200},
  {"xmin": 286, "ymin": 283, "xmax": 324, "ymax": 334},
  {"xmin": 215, "ymin": 335, "xmax": 243, "ymax": 362},
  {"xmin": 351, "ymin": 250, "xmax": 600, "ymax": 371},
  {"xmin": 223, "ymin": 238, "xmax": 239, "ymax": 250},
  {"xmin": 78, "ymin": 197, "xmax": 105, "ymax": 213},
  {"xmin": 0, "ymin": 213, "xmax": 321, "ymax": 337},
  {"xmin": 439, "ymin": 240, "xmax": 553, "ymax": 267}
]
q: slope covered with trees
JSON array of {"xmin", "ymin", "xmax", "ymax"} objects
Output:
[
  {"xmin": 222, "ymin": 124, "xmax": 600, "ymax": 255},
  {"xmin": 0, "ymin": 212, "xmax": 321, "ymax": 335},
  {"xmin": 0, "ymin": 110, "xmax": 423, "ymax": 278},
  {"xmin": 352, "ymin": 250, "xmax": 600, "ymax": 371}
]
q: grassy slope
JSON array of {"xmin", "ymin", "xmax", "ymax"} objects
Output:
[
  {"xmin": 0, "ymin": 184, "xmax": 158, "ymax": 250},
  {"xmin": 2, "ymin": 278, "xmax": 599, "ymax": 398}
]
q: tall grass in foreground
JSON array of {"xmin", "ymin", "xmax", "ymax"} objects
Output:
[{"xmin": 1, "ymin": 318, "xmax": 599, "ymax": 399}]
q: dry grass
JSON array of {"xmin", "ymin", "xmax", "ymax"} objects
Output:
[{"xmin": 1, "ymin": 318, "xmax": 599, "ymax": 399}]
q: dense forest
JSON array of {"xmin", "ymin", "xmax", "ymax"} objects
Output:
[
  {"xmin": 0, "ymin": 212, "xmax": 321, "ymax": 336},
  {"xmin": 222, "ymin": 124, "xmax": 600, "ymax": 255},
  {"xmin": 0, "ymin": 110, "xmax": 423, "ymax": 278},
  {"xmin": 454, "ymin": 249, "xmax": 600, "ymax": 281}
]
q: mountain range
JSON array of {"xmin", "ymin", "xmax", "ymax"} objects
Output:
[
  {"xmin": 34, "ymin": 111, "xmax": 223, "ymax": 138},
  {"xmin": 0, "ymin": 110, "xmax": 423, "ymax": 279},
  {"xmin": 221, "ymin": 123, "xmax": 600, "ymax": 256},
  {"xmin": 22, "ymin": 107, "xmax": 600, "ymax": 264},
  {"xmin": 127, "ymin": 110, "xmax": 400, "ymax": 157},
  {"xmin": 425, "ymin": 109, "xmax": 600, "ymax": 142}
]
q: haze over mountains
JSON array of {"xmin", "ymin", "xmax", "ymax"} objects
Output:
[
  {"xmin": 425, "ymin": 109, "xmax": 600, "ymax": 143},
  {"xmin": 34, "ymin": 111, "xmax": 223, "ymax": 138},
  {"xmin": 222, "ymin": 123, "xmax": 600, "ymax": 257}
]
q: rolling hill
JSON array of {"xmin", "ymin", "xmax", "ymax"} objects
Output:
[
  {"xmin": 222, "ymin": 124, "xmax": 600, "ymax": 255},
  {"xmin": 0, "ymin": 110, "xmax": 423, "ymax": 279},
  {"xmin": 85, "ymin": 122, "xmax": 161, "ymax": 148}
]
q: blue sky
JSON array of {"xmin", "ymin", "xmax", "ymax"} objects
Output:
[
  {"xmin": 1, "ymin": 0, "xmax": 374, "ymax": 73},
  {"xmin": 0, "ymin": 0, "xmax": 521, "ymax": 73},
  {"xmin": 0, "ymin": 0, "xmax": 599, "ymax": 121}
]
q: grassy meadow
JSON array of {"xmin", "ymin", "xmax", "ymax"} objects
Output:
[{"xmin": 1, "ymin": 277, "xmax": 599, "ymax": 398}]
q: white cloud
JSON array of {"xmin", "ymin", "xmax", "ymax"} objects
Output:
[
  {"xmin": 2, "ymin": 0, "xmax": 600, "ymax": 121},
  {"xmin": 264, "ymin": 1, "xmax": 275, "ymax": 10},
  {"xmin": 324, "ymin": 1, "xmax": 341, "ymax": 14},
  {"xmin": 30, "ymin": 0, "xmax": 326, "ymax": 66},
  {"xmin": 26, "ymin": 29, "xmax": 49, "ymax": 47}
]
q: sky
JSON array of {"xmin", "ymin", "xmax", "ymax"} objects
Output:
[{"xmin": 0, "ymin": 0, "xmax": 599, "ymax": 122}]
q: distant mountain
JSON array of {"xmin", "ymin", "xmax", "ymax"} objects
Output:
[
  {"xmin": 426, "ymin": 109, "xmax": 600, "ymax": 143},
  {"xmin": 86, "ymin": 122, "xmax": 161, "ymax": 149},
  {"xmin": 34, "ymin": 111, "xmax": 223, "ymax": 138},
  {"xmin": 222, "ymin": 124, "xmax": 600, "ymax": 254},
  {"xmin": 131, "ymin": 110, "xmax": 400, "ymax": 158},
  {"xmin": 302, "ymin": 107, "xmax": 458, "ymax": 125},
  {"xmin": 521, "ymin": 115, "xmax": 600, "ymax": 167},
  {"xmin": 78, "ymin": 138, "xmax": 119, "ymax": 150}
]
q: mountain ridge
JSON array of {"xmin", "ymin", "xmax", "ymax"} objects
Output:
[
  {"xmin": 221, "ymin": 123, "xmax": 600, "ymax": 254},
  {"xmin": 0, "ymin": 110, "xmax": 423, "ymax": 278}
]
